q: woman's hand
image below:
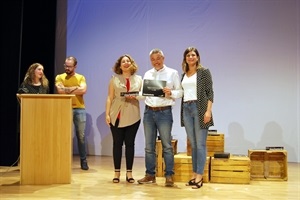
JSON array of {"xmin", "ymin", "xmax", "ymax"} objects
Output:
[
  {"xmin": 125, "ymin": 95, "xmax": 137, "ymax": 100},
  {"xmin": 204, "ymin": 110, "xmax": 211, "ymax": 124},
  {"xmin": 106, "ymin": 115, "xmax": 111, "ymax": 127}
]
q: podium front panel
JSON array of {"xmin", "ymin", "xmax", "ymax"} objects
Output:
[{"xmin": 18, "ymin": 94, "xmax": 73, "ymax": 185}]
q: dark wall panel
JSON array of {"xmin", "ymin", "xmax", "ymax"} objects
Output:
[
  {"xmin": 1, "ymin": 0, "xmax": 23, "ymax": 166},
  {"xmin": 0, "ymin": 0, "xmax": 57, "ymax": 166}
]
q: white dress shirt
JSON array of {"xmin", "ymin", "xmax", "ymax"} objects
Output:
[{"xmin": 143, "ymin": 65, "xmax": 183, "ymax": 107}]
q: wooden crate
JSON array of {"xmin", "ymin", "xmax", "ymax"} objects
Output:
[
  {"xmin": 173, "ymin": 153, "xmax": 210, "ymax": 183},
  {"xmin": 210, "ymin": 155, "xmax": 250, "ymax": 184},
  {"xmin": 248, "ymin": 149, "xmax": 288, "ymax": 181},
  {"xmin": 156, "ymin": 139, "xmax": 178, "ymax": 177},
  {"xmin": 187, "ymin": 133, "xmax": 224, "ymax": 156}
]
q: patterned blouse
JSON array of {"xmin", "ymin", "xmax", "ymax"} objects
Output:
[
  {"xmin": 17, "ymin": 82, "xmax": 49, "ymax": 94},
  {"xmin": 180, "ymin": 67, "xmax": 214, "ymax": 129}
]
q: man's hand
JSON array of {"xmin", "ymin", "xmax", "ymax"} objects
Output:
[
  {"xmin": 65, "ymin": 86, "xmax": 78, "ymax": 94},
  {"xmin": 163, "ymin": 87, "xmax": 172, "ymax": 98}
]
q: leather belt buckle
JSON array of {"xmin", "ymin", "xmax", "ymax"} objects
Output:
[{"xmin": 146, "ymin": 105, "xmax": 171, "ymax": 111}]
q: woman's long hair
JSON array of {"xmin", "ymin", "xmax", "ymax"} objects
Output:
[
  {"xmin": 24, "ymin": 63, "xmax": 49, "ymax": 87},
  {"xmin": 181, "ymin": 47, "xmax": 203, "ymax": 73}
]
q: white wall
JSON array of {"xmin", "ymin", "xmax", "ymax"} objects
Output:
[{"xmin": 63, "ymin": 0, "xmax": 300, "ymax": 162}]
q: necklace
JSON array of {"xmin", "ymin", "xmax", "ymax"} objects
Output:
[{"xmin": 32, "ymin": 81, "xmax": 41, "ymax": 86}]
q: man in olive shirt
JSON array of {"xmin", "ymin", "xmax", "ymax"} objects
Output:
[{"xmin": 55, "ymin": 56, "xmax": 89, "ymax": 170}]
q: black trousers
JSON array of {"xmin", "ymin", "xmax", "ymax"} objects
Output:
[{"xmin": 110, "ymin": 119, "xmax": 141, "ymax": 170}]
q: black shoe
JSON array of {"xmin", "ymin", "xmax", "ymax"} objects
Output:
[
  {"xmin": 80, "ymin": 159, "xmax": 89, "ymax": 170},
  {"xmin": 113, "ymin": 178, "xmax": 120, "ymax": 183},
  {"xmin": 186, "ymin": 178, "xmax": 196, "ymax": 186},
  {"xmin": 126, "ymin": 170, "xmax": 135, "ymax": 183},
  {"xmin": 192, "ymin": 178, "xmax": 203, "ymax": 189},
  {"xmin": 126, "ymin": 176, "xmax": 135, "ymax": 183},
  {"xmin": 113, "ymin": 170, "xmax": 120, "ymax": 183}
]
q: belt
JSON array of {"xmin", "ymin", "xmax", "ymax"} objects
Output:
[
  {"xmin": 184, "ymin": 100, "xmax": 197, "ymax": 104},
  {"xmin": 146, "ymin": 105, "xmax": 171, "ymax": 111}
]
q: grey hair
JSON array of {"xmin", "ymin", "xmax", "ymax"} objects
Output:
[{"xmin": 149, "ymin": 48, "xmax": 164, "ymax": 57}]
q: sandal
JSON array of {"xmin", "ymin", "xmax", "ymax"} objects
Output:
[
  {"xmin": 126, "ymin": 170, "xmax": 135, "ymax": 183},
  {"xmin": 126, "ymin": 177, "xmax": 135, "ymax": 183},
  {"xmin": 113, "ymin": 170, "xmax": 120, "ymax": 183},
  {"xmin": 185, "ymin": 178, "xmax": 196, "ymax": 186},
  {"xmin": 192, "ymin": 178, "xmax": 203, "ymax": 189},
  {"xmin": 113, "ymin": 177, "xmax": 120, "ymax": 183}
]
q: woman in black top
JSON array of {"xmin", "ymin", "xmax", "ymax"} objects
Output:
[{"xmin": 17, "ymin": 63, "xmax": 49, "ymax": 94}]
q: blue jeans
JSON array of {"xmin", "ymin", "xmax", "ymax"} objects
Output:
[
  {"xmin": 183, "ymin": 102, "xmax": 208, "ymax": 174},
  {"xmin": 73, "ymin": 108, "xmax": 87, "ymax": 160},
  {"xmin": 143, "ymin": 106, "xmax": 174, "ymax": 176}
]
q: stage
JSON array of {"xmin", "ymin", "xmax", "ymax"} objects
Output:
[{"xmin": 0, "ymin": 155, "xmax": 299, "ymax": 200}]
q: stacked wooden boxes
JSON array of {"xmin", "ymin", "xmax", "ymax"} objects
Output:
[
  {"xmin": 248, "ymin": 149, "xmax": 288, "ymax": 181},
  {"xmin": 173, "ymin": 153, "xmax": 210, "ymax": 183},
  {"xmin": 187, "ymin": 132, "xmax": 224, "ymax": 156},
  {"xmin": 156, "ymin": 139, "xmax": 178, "ymax": 177},
  {"xmin": 181, "ymin": 132, "xmax": 224, "ymax": 183},
  {"xmin": 210, "ymin": 155, "xmax": 250, "ymax": 184}
]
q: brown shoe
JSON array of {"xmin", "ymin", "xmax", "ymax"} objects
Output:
[
  {"xmin": 165, "ymin": 175, "xmax": 174, "ymax": 187},
  {"xmin": 137, "ymin": 174, "xmax": 156, "ymax": 184}
]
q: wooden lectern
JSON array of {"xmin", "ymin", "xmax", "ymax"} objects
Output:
[{"xmin": 17, "ymin": 94, "xmax": 74, "ymax": 185}]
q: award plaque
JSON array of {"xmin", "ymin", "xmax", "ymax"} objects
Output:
[
  {"xmin": 120, "ymin": 91, "xmax": 139, "ymax": 97},
  {"xmin": 142, "ymin": 79, "xmax": 166, "ymax": 97}
]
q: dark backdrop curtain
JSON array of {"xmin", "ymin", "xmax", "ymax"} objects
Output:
[{"xmin": 0, "ymin": 0, "xmax": 57, "ymax": 166}]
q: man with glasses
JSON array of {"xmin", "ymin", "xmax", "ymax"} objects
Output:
[{"xmin": 55, "ymin": 56, "xmax": 89, "ymax": 170}]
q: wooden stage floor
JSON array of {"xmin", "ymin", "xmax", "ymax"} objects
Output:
[{"xmin": 0, "ymin": 155, "xmax": 299, "ymax": 200}]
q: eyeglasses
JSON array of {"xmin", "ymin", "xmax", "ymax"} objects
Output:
[{"xmin": 64, "ymin": 64, "xmax": 74, "ymax": 69}]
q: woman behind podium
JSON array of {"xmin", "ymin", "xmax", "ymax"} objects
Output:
[
  {"xmin": 17, "ymin": 63, "xmax": 49, "ymax": 94},
  {"xmin": 16, "ymin": 63, "xmax": 49, "ymax": 164},
  {"xmin": 105, "ymin": 54, "xmax": 142, "ymax": 183}
]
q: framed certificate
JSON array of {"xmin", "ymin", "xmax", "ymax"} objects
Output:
[{"xmin": 142, "ymin": 79, "xmax": 166, "ymax": 97}]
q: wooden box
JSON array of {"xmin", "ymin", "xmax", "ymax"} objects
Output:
[
  {"xmin": 248, "ymin": 149, "xmax": 288, "ymax": 181},
  {"xmin": 210, "ymin": 155, "xmax": 250, "ymax": 184},
  {"xmin": 156, "ymin": 139, "xmax": 178, "ymax": 177},
  {"xmin": 187, "ymin": 133, "xmax": 224, "ymax": 156},
  {"xmin": 173, "ymin": 153, "xmax": 210, "ymax": 183}
]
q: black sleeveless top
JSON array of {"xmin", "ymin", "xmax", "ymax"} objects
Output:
[{"xmin": 17, "ymin": 82, "xmax": 49, "ymax": 94}]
